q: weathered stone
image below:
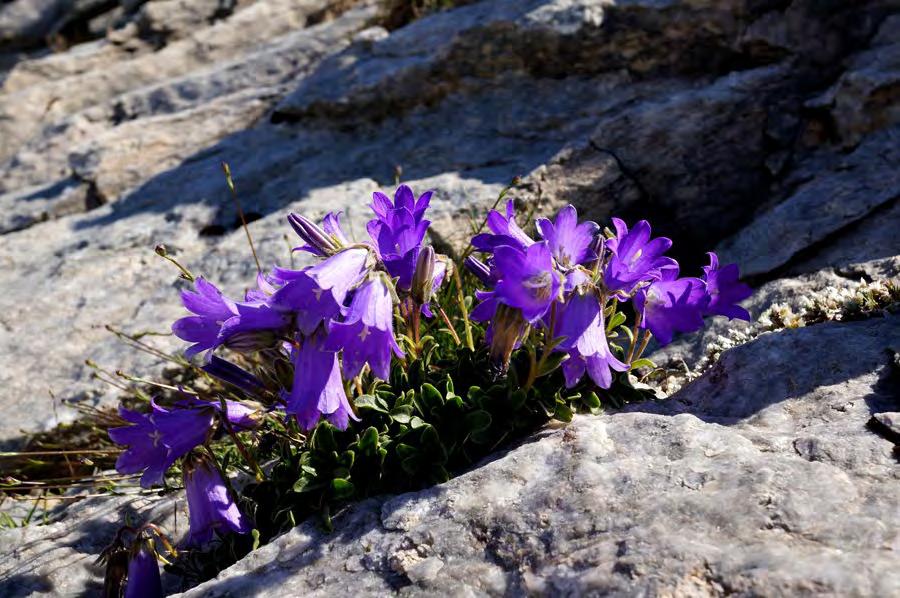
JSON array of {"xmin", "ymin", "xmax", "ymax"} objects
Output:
[
  {"xmin": 0, "ymin": 0, "xmax": 67, "ymax": 50},
  {"xmin": 175, "ymin": 318, "xmax": 899, "ymax": 597},
  {"xmin": 716, "ymin": 126, "xmax": 900, "ymax": 278}
]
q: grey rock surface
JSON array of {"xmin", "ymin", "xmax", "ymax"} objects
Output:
[
  {"xmin": 176, "ymin": 317, "xmax": 899, "ymax": 597},
  {"xmin": 0, "ymin": 0, "xmax": 899, "ymax": 594}
]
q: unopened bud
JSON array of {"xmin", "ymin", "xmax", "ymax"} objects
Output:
[
  {"xmin": 411, "ymin": 246, "xmax": 436, "ymax": 305},
  {"xmin": 126, "ymin": 534, "xmax": 162, "ymax": 598},
  {"xmin": 287, "ymin": 213, "xmax": 339, "ymax": 257},
  {"xmin": 489, "ymin": 304, "xmax": 526, "ymax": 376},
  {"xmin": 224, "ymin": 330, "xmax": 278, "ymax": 353},
  {"xmin": 464, "ymin": 255, "xmax": 494, "ymax": 285},
  {"xmin": 154, "ymin": 244, "xmax": 168, "ymax": 257}
]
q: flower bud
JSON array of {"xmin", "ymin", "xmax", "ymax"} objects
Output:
[
  {"xmin": 224, "ymin": 330, "xmax": 278, "ymax": 353},
  {"xmin": 125, "ymin": 534, "xmax": 162, "ymax": 598},
  {"xmin": 464, "ymin": 255, "xmax": 493, "ymax": 285},
  {"xmin": 489, "ymin": 304, "xmax": 526, "ymax": 377},
  {"xmin": 411, "ymin": 246, "xmax": 436, "ymax": 305},
  {"xmin": 288, "ymin": 213, "xmax": 339, "ymax": 257}
]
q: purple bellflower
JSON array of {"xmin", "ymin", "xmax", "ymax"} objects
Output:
[
  {"xmin": 603, "ymin": 218, "xmax": 676, "ymax": 295},
  {"xmin": 288, "ymin": 211, "xmax": 351, "ymax": 257},
  {"xmin": 535, "ymin": 205, "xmax": 599, "ymax": 269},
  {"xmin": 701, "ymin": 252, "xmax": 752, "ymax": 320},
  {"xmin": 325, "ymin": 277, "xmax": 404, "ymax": 380},
  {"xmin": 109, "ymin": 401, "xmax": 215, "ymax": 488},
  {"xmin": 367, "ymin": 185, "xmax": 432, "ymax": 290},
  {"xmin": 554, "ymin": 292, "xmax": 628, "ymax": 389},
  {"xmin": 471, "ymin": 199, "xmax": 534, "ymax": 253},
  {"xmin": 171, "ymin": 278, "xmax": 238, "ymax": 358},
  {"xmin": 287, "ymin": 333, "xmax": 358, "ymax": 430},
  {"xmin": 272, "ymin": 247, "xmax": 371, "ymax": 335},
  {"xmin": 493, "ymin": 242, "xmax": 562, "ymax": 323},
  {"xmin": 201, "ymin": 355, "xmax": 267, "ymax": 396},
  {"xmin": 125, "ymin": 536, "xmax": 162, "ymax": 598},
  {"xmin": 182, "ymin": 453, "xmax": 251, "ymax": 547},
  {"xmin": 633, "ymin": 267, "xmax": 706, "ymax": 345}
]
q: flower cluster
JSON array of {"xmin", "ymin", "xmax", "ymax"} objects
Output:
[
  {"xmin": 467, "ymin": 203, "xmax": 752, "ymax": 388},
  {"xmin": 106, "ymin": 186, "xmax": 752, "ymax": 592},
  {"xmin": 108, "ymin": 186, "xmax": 449, "ymax": 560}
]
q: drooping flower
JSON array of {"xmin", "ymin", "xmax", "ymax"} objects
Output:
[
  {"xmin": 603, "ymin": 218, "xmax": 676, "ymax": 295},
  {"xmin": 286, "ymin": 333, "xmax": 357, "ymax": 430},
  {"xmin": 367, "ymin": 185, "xmax": 432, "ymax": 289},
  {"xmin": 493, "ymin": 242, "xmax": 562, "ymax": 323},
  {"xmin": 554, "ymin": 292, "xmax": 628, "ymax": 389},
  {"xmin": 471, "ymin": 199, "xmax": 534, "ymax": 253},
  {"xmin": 272, "ymin": 247, "xmax": 371, "ymax": 334},
  {"xmin": 182, "ymin": 453, "xmax": 251, "ymax": 547},
  {"xmin": 109, "ymin": 401, "xmax": 215, "ymax": 488},
  {"xmin": 171, "ymin": 278, "xmax": 238, "ymax": 358},
  {"xmin": 701, "ymin": 252, "xmax": 752, "ymax": 320},
  {"xmin": 464, "ymin": 255, "xmax": 495, "ymax": 285},
  {"xmin": 535, "ymin": 205, "xmax": 600, "ymax": 269},
  {"xmin": 471, "ymin": 297, "xmax": 527, "ymax": 375},
  {"xmin": 325, "ymin": 277, "xmax": 404, "ymax": 380},
  {"xmin": 633, "ymin": 267, "xmax": 706, "ymax": 345},
  {"xmin": 125, "ymin": 535, "xmax": 162, "ymax": 598}
]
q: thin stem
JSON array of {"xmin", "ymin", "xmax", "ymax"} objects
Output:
[
  {"xmin": 451, "ymin": 265, "xmax": 474, "ymax": 351},
  {"xmin": 222, "ymin": 162, "xmax": 262, "ymax": 274},
  {"xmin": 625, "ymin": 318, "xmax": 641, "ymax": 364},
  {"xmin": 0, "ymin": 449, "xmax": 121, "ymax": 457},
  {"xmin": 634, "ymin": 330, "xmax": 653, "ymax": 361},
  {"xmin": 217, "ymin": 398, "xmax": 265, "ymax": 482},
  {"xmin": 435, "ymin": 303, "xmax": 461, "ymax": 345}
]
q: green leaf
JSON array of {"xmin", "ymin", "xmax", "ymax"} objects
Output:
[
  {"xmin": 554, "ymin": 401, "xmax": 574, "ymax": 422},
  {"xmin": 358, "ymin": 426, "xmax": 379, "ymax": 451},
  {"xmin": 619, "ymin": 324, "xmax": 635, "ymax": 344},
  {"xmin": 537, "ymin": 351, "xmax": 567, "ymax": 377},
  {"xmin": 390, "ymin": 404, "xmax": 414, "ymax": 424},
  {"xmin": 582, "ymin": 391, "xmax": 601, "ymax": 409},
  {"xmin": 509, "ymin": 389, "xmax": 527, "ymax": 410},
  {"xmin": 355, "ymin": 394, "xmax": 390, "ymax": 414},
  {"xmin": 629, "ymin": 358, "xmax": 656, "ymax": 370},
  {"xmin": 606, "ymin": 311, "xmax": 626, "ymax": 332},
  {"xmin": 300, "ymin": 464, "xmax": 317, "ymax": 476},
  {"xmin": 331, "ymin": 478, "xmax": 355, "ymax": 500},
  {"xmin": 396, "ymin": 443, "xmax": 417, "ymax": 460},
  {"xmin": 420, "ymin": 383, "xmax": 444, "ymax": 410},
  {"xmin": 252, "ymin": 528, "xmax": 261, "ymax": 551},
  {"xmin": 465, "ymin": 410, "xmax": 492, "ymax": 433}
]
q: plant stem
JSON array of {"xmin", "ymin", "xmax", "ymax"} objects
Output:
[
  {"xmin": 222, "ymin": 162, "xmax": 262, "ymax": 274},
  {"xmin": 451, "ymin": 265, "xmax": 474, "ymax": 351},
  {"xmin": 217, "ymin": 397, "xmax": 265, "ymax": 482},
  {"xmin": 625, "ymin": 318, "xmax": 641, "ymax": 364},
  {"xmin": 634, "ymin": 330, "xmax": 653, "ymax": 361},
  {"xmin": 435, "ymin": 303, "xmax": 461, "ymax": 345}
]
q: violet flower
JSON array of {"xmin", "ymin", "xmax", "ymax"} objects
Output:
[
  {"xmin": 367, "ymin": 185, "xmax": 432, "ymax": 289},
  {"xmin": 535, "ymin": 205, "xmax": 599, "ymax": 269},
  {"xmin": 325, "ymin": 277, "xmax": 404, "ymax": 380},
  {"xmin": 633, "ymin": 267, "xmax": 706, "ymax": 345},
  {"xmin": 554, "ymin": 292, "xmax": 628, "ymax": 389},
  {"xmin": 701, "ymin": 252, "xmax": 752, "ymax": 320},
  {"xmin": 272, "ymin": 247, "xmax": 371, "ymax": 334},
  {"xmin": 471, "ymin": 199, "xmax": 534, "ymax": 253},
  {"xmin": 109, "ymin": 401, "xmax": 215, "ymax": 488},
  {"xmin": 287, "ymin": 334, "xmax": 358, "ymax": 430},
  {"xmin": 171, "ymin": 278, "xmax": 237, "ymax": 358},
  {"xmin": 288, "ymin": 211, "xmax": 350, "ymax": 257},
  {"xmin": 493, "ymin": 242, "xmax": 562, "ymax": 323},
  {"xmin": 182, "ymin": 453, "xmax": 251, "ymax": 547},
  {"xmin": 125, "ymin": 536, "xmax": 162, "ymax": 598},
  {"xmin": 603, "ymin": 218, "xmax": 676, "ymax": 295}
]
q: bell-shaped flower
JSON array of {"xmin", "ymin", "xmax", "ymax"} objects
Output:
[
  {"xmin": 287, "ymin": 333, "xmax": 358, "ymax": 430},
  {"xmin": 535, "ymin": 205, "xmax": 600, "ymax": 269},
  {"xmin": 701, "ymin": 252, "xmax": 752, "ymax": 320},
  {"xmin": 325, "ymin": 277, "xmax": 404, "ymax": 380},
  {"xmin": 288, "ymin": 211, "xmax": 351, "ymax": 257},
  {"xmin": 633, "ymin": 267, "xmax": 706, "ymax": 345},
  {"xmin": 367, "ymin": 185, "xmax": 432, "ymax": 290},
  {"xmin": 272, "ymin": 247, "xmax": 371, "ymax": 334},
  {"xmin": 125, "ymin": 535, "xmax": 162, "ymax": 598},
  {"xmin": 554, "ymin": 292, "xmax": 628, "ymax": 389},
  {"xmin": 171, "ymin": 278, "xmax": 238, "ymax": 358},
  {"xmin": 603, "ymin": 218, "xmax": 676, "ymax": 295},
  {"xmin": 471, "ymin": 199, "xmax": 534, "ymax": 253},
  {"xmin": 493, "ymin": 242, "xmax": 562, "ymax": 323},
  {"xmin": 109, "ymin": 401, "xmax": 215, "ymax": 488},
  {"xmin": 182, "ymin": 453, "xmax": 251, "ymax": 547},
  {"xmin": 201, "ymin": 355, "xmax": 267, "ymax": 396}
]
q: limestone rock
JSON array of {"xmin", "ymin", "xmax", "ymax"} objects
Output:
[{"xmin": 177, "ymin": 317, "xmax": 899, "ymax": 597}]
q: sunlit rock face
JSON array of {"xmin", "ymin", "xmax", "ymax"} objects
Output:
[{"xmin": 0, "ymin": 0, "xmax": 897, "ymax": 595}]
